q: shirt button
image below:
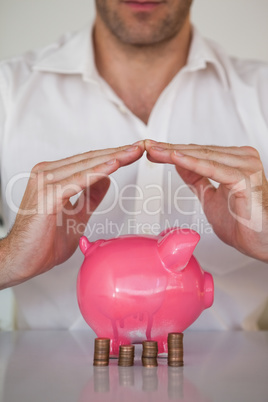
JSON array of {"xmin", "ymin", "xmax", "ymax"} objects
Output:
[{"xmin": 118, "ymin": 104, "xmax": 127, "ymax": 114}]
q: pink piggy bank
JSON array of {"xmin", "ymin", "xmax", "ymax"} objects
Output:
[{"xmin": 77, "ymin": 228, "xmax": 214, "ymax": 355}]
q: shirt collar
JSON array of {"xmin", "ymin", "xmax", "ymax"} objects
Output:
[
  {"xmin": 185, "ymin": 26, "xmax": 229, "ymax": 89},
  {"xmin": 33, "ymin": 22, "xmax": 229, "ymax": 90},
  {"xmin": 33, "ymin": 22, "xmax": 99, "ymax": 84}
]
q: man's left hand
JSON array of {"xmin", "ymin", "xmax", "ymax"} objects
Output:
[{"xmin": 145, "ymin": 140, "xmax": 268, "ymax": 263}]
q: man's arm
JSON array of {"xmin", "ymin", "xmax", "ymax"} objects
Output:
[
  {"xmin": 145, "ymin": 140, "xmax": 268, "ymax": 263},
  {"xmin": 0, "ymin": 143, "xmax": 144, "ymax": 290}
]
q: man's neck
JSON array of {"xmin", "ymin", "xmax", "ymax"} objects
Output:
[{"xmin": 94, "ymin": 14, "xmax": 192, "ymax": 125}]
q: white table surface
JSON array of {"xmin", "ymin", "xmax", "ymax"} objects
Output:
[{"xmin": 0, "ymin": 330, "xmax": 267, "ymax": 402}]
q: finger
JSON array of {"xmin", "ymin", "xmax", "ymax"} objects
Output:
[
  {"xmin": 42, "ymin": 145, "xmax": 144, "ymax": 183},
  {"xmin": 146, "ymin": 145, "xmax": 217, "ymax": 203},
  {"xmin": 146, "ymin": 147, "xmax": 173, "ymax": 164},
  {"xmin": 50, "ymin": 159, "xmax": 120, "ymax": 205},
  {"xmin": 147, "ymin": 146, "xmax": 255, "ymax": 184},
  {"xmin": 145, "ymin": 140, "xmax": 259, "ymax": 157},
  {"xmin": 175, "ymin": 165, "xmax": 216, "ymax": 203},
  {"xmin": 148, "ymin": 146, "xmax": 261, "ymax": 171},
  {"xmin": 73, "ymin": 177, "xmax": 111, "ymax": 222},
  {"xmin": 171, "ymin": 151, "xmax": 244, "ymax": 187},
  {"xmin": 146, "ymin": 151, "xmax": 167, "ymax": 164},
  {"xmin": 35, "ymin": 142, "xmax": 145, "ymax": 172}
]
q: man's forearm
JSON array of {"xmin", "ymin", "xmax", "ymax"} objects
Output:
[{"xmin": 0, "ymin": 236, "xmax": 18, "ymax": 290}]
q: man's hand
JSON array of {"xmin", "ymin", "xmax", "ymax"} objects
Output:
[
  {"xmin": 0, "ymin": 143, "xmax": 144, "ymax": 289},
  {"xmin": 145, "ymin": 140, "xmax": 268, "ymax": 263}
]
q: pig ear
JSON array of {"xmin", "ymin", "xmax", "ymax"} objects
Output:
[
  {"xmin": 157, "ymin": 228, "xmax": 200, "ymax": 272},
  {"xmin": 79, "ymin": 236, "xmax": 91, "ymax": 255}
]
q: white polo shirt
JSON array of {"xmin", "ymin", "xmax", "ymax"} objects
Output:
[{"xmin": 0, "ymin": 24, "xmax": 268, "ymax": 331}]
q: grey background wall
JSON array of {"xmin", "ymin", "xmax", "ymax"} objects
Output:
[
  {"xmin": 0, "ymin": 0, "xmax": 268, "ymax": 329},
  {"xmin": 0, "ymin": 0, "xmax": 268, "ymax": 62}
]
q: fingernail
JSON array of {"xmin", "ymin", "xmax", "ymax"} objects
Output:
[
  {"xmin": 125, "ymin": 146, "xmax": 138, "ymax": 152},
  {"xmin": 132, "ymin": 140, "xmax": 144, "ymax": 146},
  {"xmin": 174, "ymin": 150, "xmax": 185, "ymax": 157},
  {"xmin": 106, "ymin": 159, "xmax": 117, "ymax": 165},
  {"xmin": 152, "ymin": 146, "xmax": 165, "ymax": 152}
]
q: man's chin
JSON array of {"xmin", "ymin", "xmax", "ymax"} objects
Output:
[
  {"xmin": 113, "ymin": 28, "xmax": 179, "ymax": 47},
  {"xmin": 109, "ymin": 17, "xmax": 172, "ymax": 46}
]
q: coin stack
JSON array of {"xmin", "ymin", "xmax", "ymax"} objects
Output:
[
  {"xmin": 93, "ymin": 338, "xmax": 110, "ymax": 366},
  {"xmin": 118, "ymin": 345, "xmax": 135, "ymax": 367},
  {"xmin": 167, "ymin": 333, "xmax": 184, "ymax": 367},
  {"xmin": 142, "ymin": 340, "xmax": 158, "ymax": 367}
]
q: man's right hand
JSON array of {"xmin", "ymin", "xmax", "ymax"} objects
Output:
[{"xmin": 0, "ymin": 142, "xmax": 144, "ymax": 289}]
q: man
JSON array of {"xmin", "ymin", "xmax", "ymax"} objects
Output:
[{"xmin": 0, "ymin": 0, "xmax": 267, "ymax": 330}]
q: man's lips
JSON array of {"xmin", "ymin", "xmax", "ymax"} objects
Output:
[{"xmin": 123, "ymin": 1, "xmax": 163, "ymax": 12}]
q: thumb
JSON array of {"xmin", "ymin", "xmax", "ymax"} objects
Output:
[
  {"xmin": 175, "ymin": 165, "xmax": 215, "ymax": 203},
  {"xmin": 74, "ymin": 177, "xmax": 111, "ymax": 224}
]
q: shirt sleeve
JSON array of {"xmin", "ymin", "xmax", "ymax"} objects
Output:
[
  {"xmin": 255, "ymin": 65, "xmax": 268, "ymax": 126},
  {"xmin": 0, "ymin": 64, "xmax": 8, "ymax": 228},
  {"xmin": 0, "ymin": 67, "xmax": 6, "ymax": 162},
  {"xmin": 232, "ymin": 58, "xmax": 268, "ymax": 126}
]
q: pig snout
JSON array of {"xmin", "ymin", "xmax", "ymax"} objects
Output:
[{"xmin": 203, "ymin": 272, "xmax": 214, "ymax": 309}]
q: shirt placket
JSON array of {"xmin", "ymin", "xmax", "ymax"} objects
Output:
[{"xmin": 132, "ymin": 78, "xmax": 182, "ymax": 235}]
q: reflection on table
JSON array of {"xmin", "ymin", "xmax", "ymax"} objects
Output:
[{"xmin": 0, "ymin": 330, "xmax": 268, "ymax": 402}]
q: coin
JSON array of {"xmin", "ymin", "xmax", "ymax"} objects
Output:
[
  {"xmin": 168, "ymin": 333, "xmax": 183, "ymax": 344},
  {"xmin": 142, "ymin": 357, "xmax": 158, "ymax": 368},
  {"xmin": 118, "ymin": 345, "xmax": 135, "ymax": 367},
  {"xmin": 142, "ymin": 340, "xmax": 158, "ymax": 367},
  {"xmin": 93, "ymin": 338, "xmax": 110, "ymax": 366},
  {"xmin": 168, "ymin": 333, "xmax": 184, "ymax": 367},
  {"xmin": 142, "ymin": 340, "xmax": 158, "ymax": 355}
]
